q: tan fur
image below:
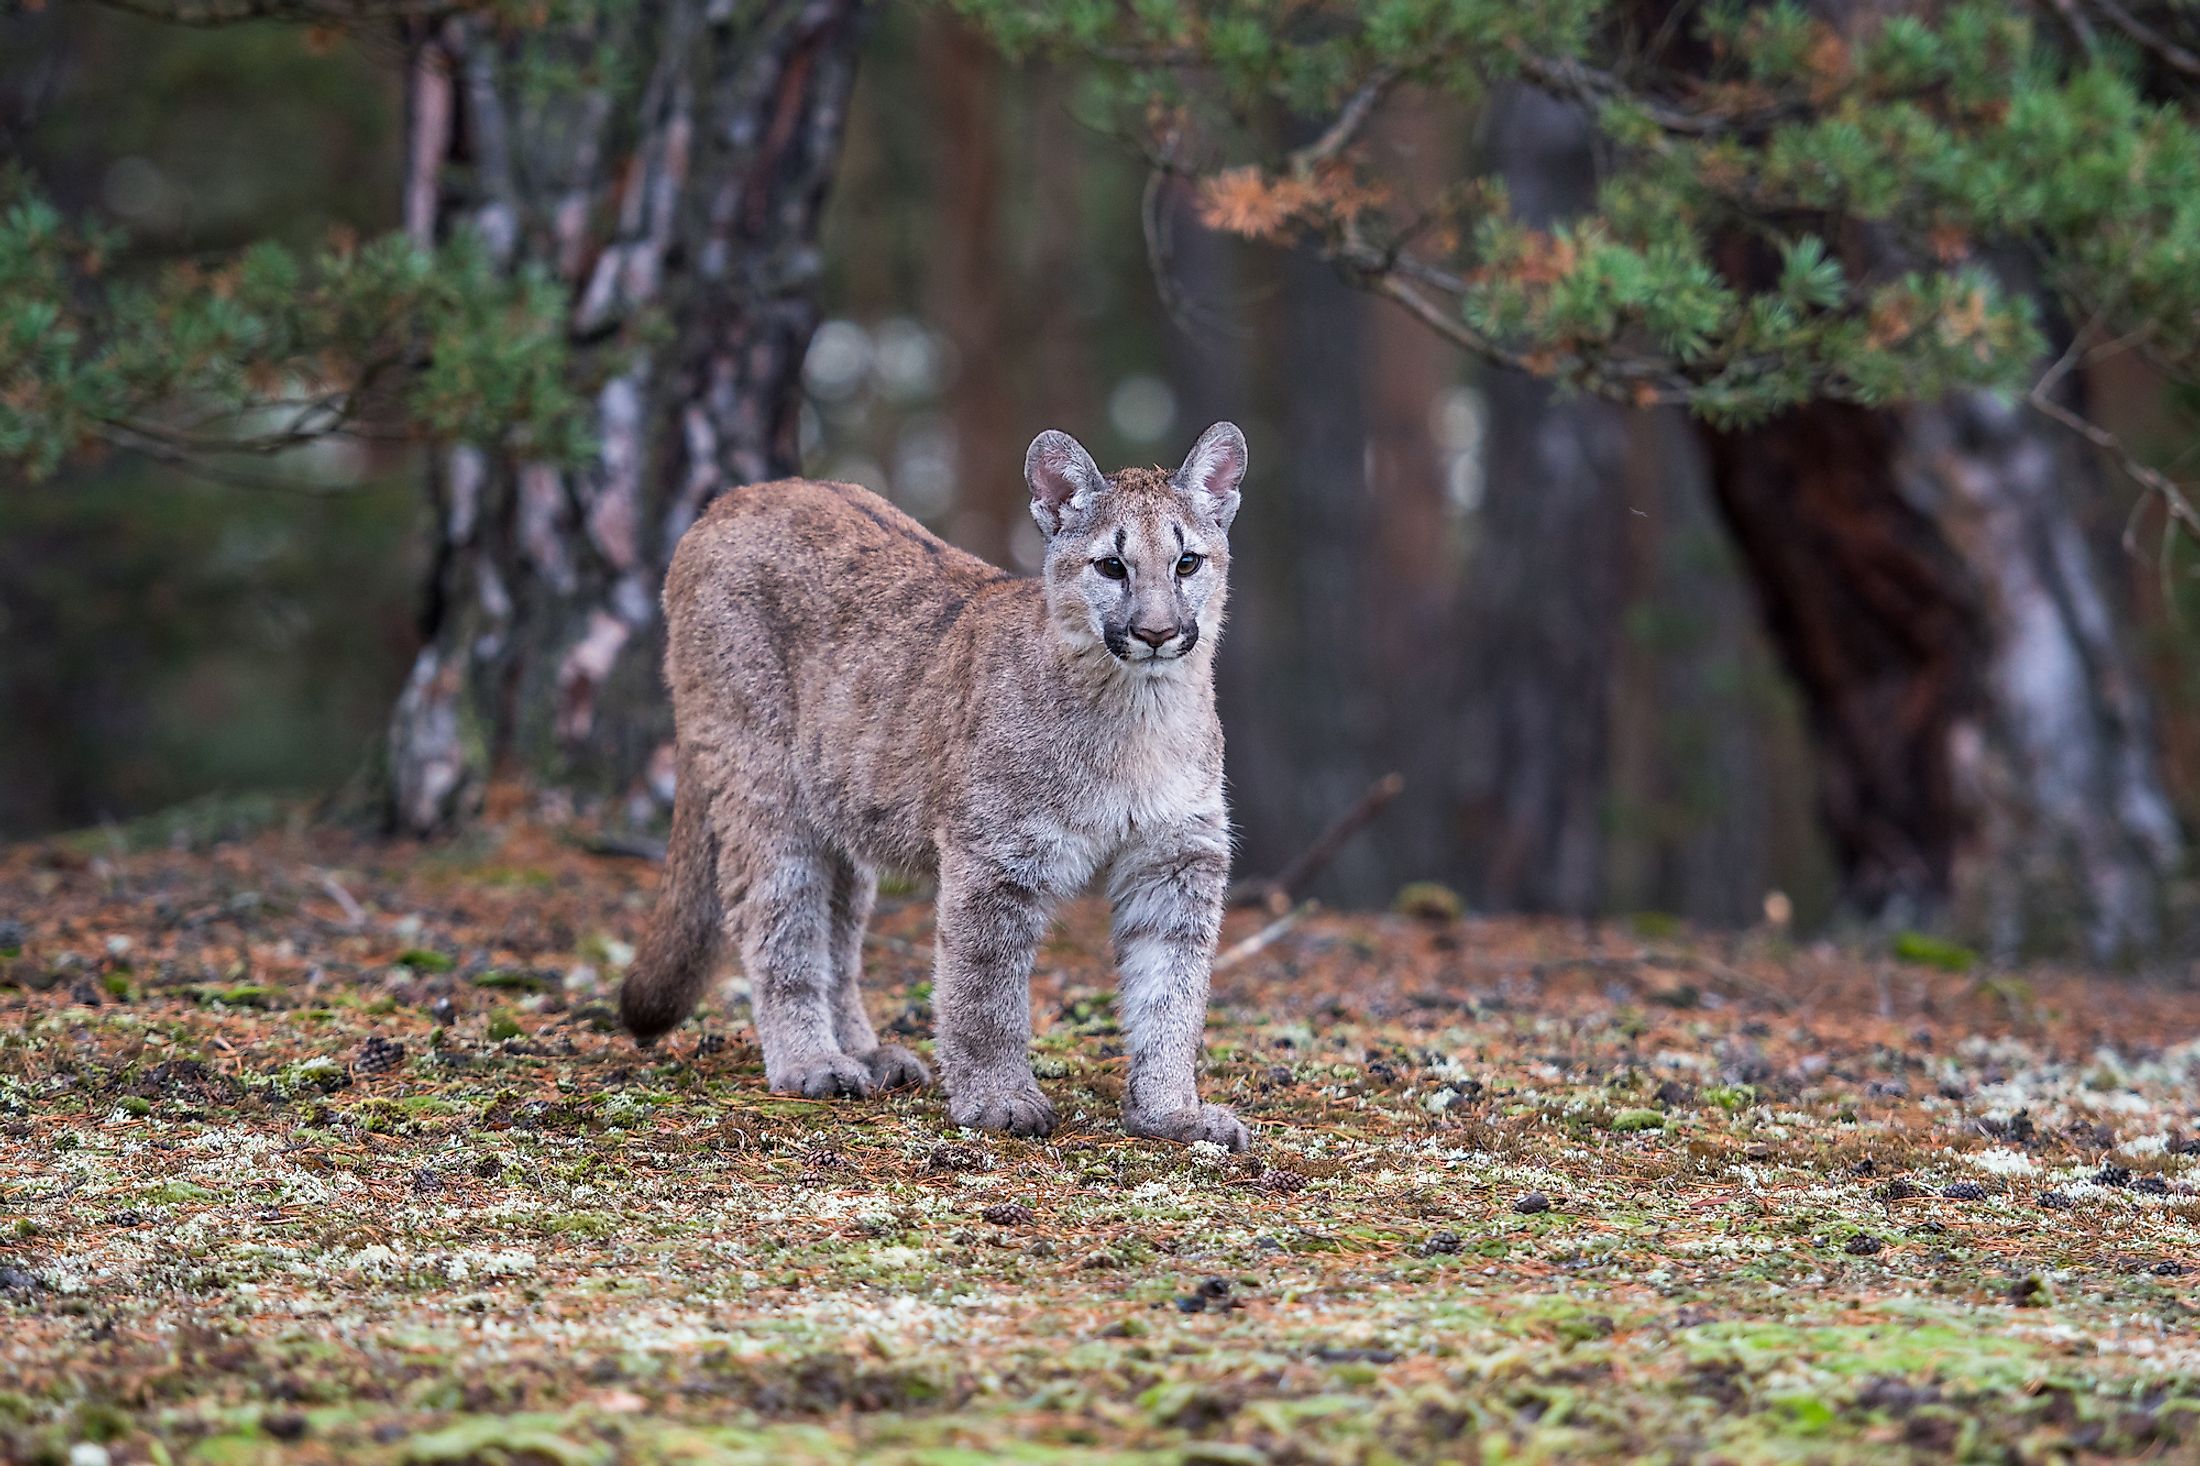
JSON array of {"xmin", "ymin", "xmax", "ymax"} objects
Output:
[{"xmin": 620, "ymin": 424, "xmax": 1251, "ymax": 1148}]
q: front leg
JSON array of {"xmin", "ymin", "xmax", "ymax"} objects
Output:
[
  {"xmin": 1109, "ymin": 815, "xmax": 1249, "ymax": 1151},
  {"xmin": 932, "ymin": 848, "xmax": 1057, "ymax": 1137}
]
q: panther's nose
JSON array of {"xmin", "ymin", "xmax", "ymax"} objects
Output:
[{"xmin": 1130, "ymin": 625, "xmax": 1176, "ymax": 648}]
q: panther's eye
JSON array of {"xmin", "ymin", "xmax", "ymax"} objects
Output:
[
  {"xmin": 1175, "ymin": 552, "xmax": 1203, "ymax": 578},
  {"xmin": 1094, "ymin": 556, "xmax": 1128, "ymax": 580}
]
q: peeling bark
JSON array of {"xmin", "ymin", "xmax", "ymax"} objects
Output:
[
  {"xmin": 1704, "ymin": 386, "xmax": 2181, "ymax": 957},
  {"xmin": 1703, "ymin": 405, "xmax": 1982, "ymax": 927},
  {"xmin": 387, "ymin": 0, "xmax": 864, "ymax": 833},
  {"xmin": 1904, "ymin": 390, "xmax": 2181, "ymax": 954}
]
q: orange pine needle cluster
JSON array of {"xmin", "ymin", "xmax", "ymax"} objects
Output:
[{"xmin": 1196, "ymin": 163, "xmax": 1390, "ymax": 243}]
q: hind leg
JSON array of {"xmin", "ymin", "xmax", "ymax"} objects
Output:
[
  {"xmin": 725, "ymin": 822, "xmax": 875, "ymax": 1099},
  {"xmin": 825, "ymin": 855, "xmax": 931, "ymax": 1091}
]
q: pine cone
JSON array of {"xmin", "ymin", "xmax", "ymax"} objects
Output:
[{"xmin": 355, "ymin": 1036, "xmax": 407, "ymax": 1076}]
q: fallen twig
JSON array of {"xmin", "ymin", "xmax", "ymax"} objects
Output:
[
  {"xmin": 1215, "ymin": 903, "xmax": 1311, "ymax": 973},
  {"xmin": 1230, "ymin": 772, "xmax": 1405, "ymax": 911},
  {"xmin": 575, "ymin": 833, "xmax": 668, "ymax": 862},
  {"xmin": 1648, "ymin": 952, "xmax": 1799, "ymax": 1014},
  {"xmin": 1532, "ymin": 950, "xmax": 1797, "ymax": 1013},
  {"xmin": 313, "ymin": 869, "xmax": 366, "ymax": 929}
]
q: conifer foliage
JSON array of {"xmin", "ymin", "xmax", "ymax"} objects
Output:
[
  {"xmin": 0, "ymin": 167, "xmax": 586, "ymax": 484},
  {"xmin": 952, "ymin": 0, "xmax": 2200, "ymax": 483}
]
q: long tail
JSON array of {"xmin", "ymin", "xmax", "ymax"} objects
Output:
[{"xmin": 619, "ymin": 762, "xmax": 722, "ymax": 1045}]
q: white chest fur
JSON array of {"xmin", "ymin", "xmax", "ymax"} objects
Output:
[{"xmin": 1045, "ymin": 691, "xmax": 1219, "ymax": 889}]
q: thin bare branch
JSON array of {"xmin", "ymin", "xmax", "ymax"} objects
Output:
[
  {"xmin": 2025, "ymin": 381, "xmax": 2200, "ymax": 539},
  {"xmin": 1139, "ymin": 167, "xmax": 1199, "ymax": 340},
  {"xmin": 1230, "ymin": 773, "xmax": 1405, "ymax": 911},
  {"xmin": 1138, "ymin": 137, "xmax": 1252, "ymax": 344},
  {"xmin": 1509, "ymin": 51, "xmax": 1779, "ymax": 137},
  {"xmin": 90, "ymin": 421, "xmax": 382, "ymax": 497},
  {"xmin": 1290, "ymin": 66, "xmax": 1400, "ymax": 172},
  {"xmin": 2083, "ymin": 0, "xmax": 2200, "ymax": 79},
  {"xmin": 1333, "ymin": 244, "xmax": 1526, "ymax": 375},
  {"xmin": 2042, "ymin": 0, "xmax": 2102, "ymax": 55}
]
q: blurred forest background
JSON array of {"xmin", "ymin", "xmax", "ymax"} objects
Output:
[{"xmin": 9, "ymin": 1, "xmax": 2200, "ymax": 958}]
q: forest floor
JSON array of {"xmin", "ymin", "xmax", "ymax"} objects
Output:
[{"xmin": 5, "ymin": 807, "xmax": 2200, "ymax": 1464}]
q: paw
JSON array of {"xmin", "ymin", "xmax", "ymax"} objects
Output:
[
  {"xmin": 1125, "ymin": 1102, "xmax": 1251, "ymax": 1152},
  {"xmin": 949, "ymin": 1081, "xmax": 1057, "ymax": 1138},
  {"xmin": 859, "ymin": 1044, "xmax": 933, "ymax": 1091},
  {"xmin": 770, "ymin": 1052, "xmax": 878, "ymax": 1100}
]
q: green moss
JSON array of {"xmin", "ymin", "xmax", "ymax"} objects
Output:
[
  {"xmin": 1769, "ymin": 1392, "xmax": 1837, "ymax": 1435},
  {"xmin": 200, "ymin": 984, "xmax": 278, "ymax": 1009},
  {"xmin": 536, "ymin": 1212, "xmax": 618, "ymax": 1239},
  {"xmin": 401, "ymin": 1415, "xmax": 610, "ymax": 1465},
  {"xmin": 472, "ymin": 969, "xmax": 549, "ymax": 992},
  {"xmin": 57, "ymin": 792, "xmax": 289, "ymax": 856},
  {"xmin": 576, "ymin": 933, "xmax": 634, "ymax": 970},
  {"xmin": 1392, "ymin": 882, "xmax": 1465, "ymax": 921},
  {"xmin": 1702, "ymin": 1083, "xmax": 1757, "ymax": 1111},
  {"xmin": 472, "ymin": 865, "xmax": 558, "ymax": 890},
  {"xmin": 184, "ymin": 1433, "xmax": 288, "ymax": 1466},
  {"xmin": 276, "ymin": 1055, "xmax": 349, "ymax": 1094},
  {"xmin": 1892, "ymin": 931, "xmax": 1977, "ymax": 972}
]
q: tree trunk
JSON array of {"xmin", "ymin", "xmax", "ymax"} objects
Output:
[
  {"xmin": 1603, "ymin": 408, "xmax": 1818, "ymax": 929},
  {"xmin": 387, "ymin": 0, "xmax": 864, "ymax": 834},
  {"xmin": 1451, "ymin": 86, "xmax": 1634, "ymax": 915},
  {"xmin": 1702, "ymin": 385, "xmax": 2181, "ymax": 956},
  {"xmin": 1701, "ymin": 405, "xmax": 1981, "ymax": 927},
  {"xmin": 1236, "ymin": 236, "xmax": 1390, "ymax": 898},
  {"xmin": 1357, "ymin": 91, "xmax": 1474, "ymax": 892},
  {"xmin": 1904, "ymin": 387, "xmax": 2181, "ymax": 953},
  {"xmin": 1581, "ymin": 0, "xmax": 2179, "ymax": 953},
  {"xmin": 922, "ymin": 17, "xmax": 1019, "ymax": 567}
]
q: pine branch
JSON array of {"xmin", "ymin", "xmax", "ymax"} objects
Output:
[
  {"xmin": 1334, "ymin": 244, "xmax": 1547, "ymax": 383},
  {"xmin": 49, "ymin": 0, "xmax": 462, "ymax": 23}
]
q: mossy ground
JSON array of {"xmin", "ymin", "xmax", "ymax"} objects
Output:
[{"xmin": 5, "ymin": 818, "xmax": 2200, "ymax": 1463}]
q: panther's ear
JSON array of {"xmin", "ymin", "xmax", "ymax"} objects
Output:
[
  {"xmin": 1025, "ymin": 429, "xmax": 1107, "ymax": 538},
  {"xmin": 1174, "ymin": 421, "xmax": 1248, "ymax": 530}
]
